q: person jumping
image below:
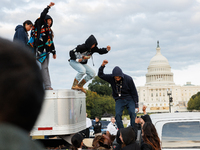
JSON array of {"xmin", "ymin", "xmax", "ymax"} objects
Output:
[{"xmin": 69, "ymin": 35, "xmax": 111, "ymax": 93}]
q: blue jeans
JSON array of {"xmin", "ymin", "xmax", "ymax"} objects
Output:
[
  {"xmin": 115, "ymin": 99, "xmax": 136, "ymax": 129},
  {"xmin": 69, "ymin": 60, "xmax": 95, "ymax": 82}
]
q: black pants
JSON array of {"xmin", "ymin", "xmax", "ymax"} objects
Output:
[{"xmin": 85, "ymin": 128, "xmax": 90, "ymax": 138}]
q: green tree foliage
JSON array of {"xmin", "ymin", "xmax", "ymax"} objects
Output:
[
  {"xmin": 86, "ymin": 90, "xmax": 115, "ymax": 119},
  {"xmin": 88, "ymin": 76, "xmax": 112, "ymax": 96},
  {"xmin": 187, "ymin": 92, "xmax": 200, "ymax": 111}
]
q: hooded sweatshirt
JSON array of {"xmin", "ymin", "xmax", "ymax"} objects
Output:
[
  {"xmin": 69, "ymin": 35, "xmax": 108, "ymax": 64},
  {"xmin": 30, "ymin": 6, "xmax": 55, "ymax": 55},
  {"xmin": 13, "ymin": 25, "xmax": 28, "ymax": 46},
  {"xmin": 120, "ymin": 126, "xmax": 140, "ymax": 150},
  {"xmin": 98, "ymin": 65, "xmax": 139, "ymax": 108}
]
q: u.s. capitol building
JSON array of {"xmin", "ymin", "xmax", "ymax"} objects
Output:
[{"xmin": 137, "ymin": 41, "xmax": 200, "ymax": 113}]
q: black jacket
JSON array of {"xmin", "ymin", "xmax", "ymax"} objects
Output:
[
  {"xmin": 32, "ymin": 6, "xmax": 55, "ymax": 55},
  {"xmin": 141, "ymin": 142, "xmax": 153, "ymax": 150},
  {"xmin": 122, "ymin": 143, "xmax": 140, "ymax": 150},
  {"xmin": 69, "ymin": 35, "xmax": 108, "ymax": 64},
  {"xmin": 13, "ymin": 25, "xmax": 28, "ymax": 46},
  {"xmin": 120, "ymin": 126, "xmax": 140, "ymax": 150},
  {"xmin": 93, "ymin": 121, "xmax": 102, "ymax": 134},
  {"xmin": 115, "ymin": 124, "xmax": 139, "ymax": 150},
  {"xmin": 98, "ymin": 65, "xmax": 138, "ymax": 108}
]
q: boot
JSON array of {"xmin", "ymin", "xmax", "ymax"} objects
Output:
[
  {"xmin": 78, "ymin": 79, "xmax": 87, "ymax": 93},
  {"xmin": 45, "ymin": 87, "xmax": 53, "ymax": 90},
  {"xmin": 71, "ymin": 78, "xmax": 81, "ymax": 90}
]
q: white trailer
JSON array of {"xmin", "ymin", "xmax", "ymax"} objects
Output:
[{"xmin": 30, "ymin": 89, "xmax": 86, "ymax": 145}]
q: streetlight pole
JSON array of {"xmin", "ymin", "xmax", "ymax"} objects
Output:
[{"xmin": 167, "ymin": 88, "xmax": 173, "ymax": 113}]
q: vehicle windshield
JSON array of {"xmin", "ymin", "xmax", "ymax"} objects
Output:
[{"xmin": 162, "ymin": 121, "xmax": 200, "ymax": 148}]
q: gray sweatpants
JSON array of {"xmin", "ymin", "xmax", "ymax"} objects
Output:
[{"xmin": 40, "ymin": 55, "xmax": 51, "ymax": 89}]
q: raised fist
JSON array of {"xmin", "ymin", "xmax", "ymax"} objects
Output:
[
  {"xmin": 107, "ymin": 45, "xmax": 111, "ymax": 51},
  {"xmin": 142, "ymin": 105, "xmax": 147, "ymax": 112},
  {"xmin": 142, "ymin": 105, "xmax": 147, "ymax": 115},
  {"xmin": 49, "ymin": 2, "xmax": 55, "ymax": 7},
  {"xmin": 102, "ymin": 60, "xmax": 108, "ymax": 66}
]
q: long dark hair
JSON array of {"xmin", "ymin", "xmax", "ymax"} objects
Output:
[
  {"xmin": 23, "ymin": 20, "xmax": 33, "ymax": 32},
  {"xmin": 142, "ymin": 122, "xmax": 161, "ymax": 150}
]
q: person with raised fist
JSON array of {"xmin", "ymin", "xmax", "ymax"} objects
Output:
[{"xmin": 98, "ymin": 60, "xmax": 139, "ymax": 129}]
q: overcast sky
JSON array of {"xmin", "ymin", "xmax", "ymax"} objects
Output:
[{"xmin": 1, "ymin": 0, "xmax": 200, "ymax": 89}]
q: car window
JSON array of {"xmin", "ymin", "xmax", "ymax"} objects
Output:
[
  {"xmin": 101, "ymin": 121, "xmax": 110, "ymax": 128},
  {"xmin": 162, "ymin": 121, "xmax": 200, "ymax": 148}
]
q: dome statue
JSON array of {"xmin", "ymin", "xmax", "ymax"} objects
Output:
[{"xmin": 145, "ymin": 41, "xmax": 175, "ymax": 86}]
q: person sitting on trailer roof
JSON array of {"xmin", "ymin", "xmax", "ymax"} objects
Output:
[{"xmin": 0, "ymin": 37, "xmax": 45, "ymax": 150}]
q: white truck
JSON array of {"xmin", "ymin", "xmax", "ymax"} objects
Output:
[
  {"xmin": 150, "ymin": 112, "xmax": 200, "ymax": 150},
  {"xmin": 30, "ymin": 89, "xmax": 86, "ymax": 147}
]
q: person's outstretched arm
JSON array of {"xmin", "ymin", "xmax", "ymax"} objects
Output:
[
  {"xmin": 40, "ymin": 2, "xmax": 55, "ymax": 22},
  {"xmin": 98, "ymin": 60, "xmax": 112, "ymax": 83},
  {"xmin": 93, "ymin": 45, "xmax": 111, "ymax": 54},
  {"xmin": 35, "ymin": 2, "xmax": 55, "ymax": 46},
  {"xmin": 141, "ymin": 106, "xmax": 152, "ymax": 123}
]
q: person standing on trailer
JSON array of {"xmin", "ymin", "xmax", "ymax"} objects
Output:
[
  {"xmin": 13, "ymin": 20, "xmax": 33, "ymax": 46},
  {"xmin": 28, "ymin": 2, "xmax": 56, "ymax": 90},
  {"xmin": 98, "ymin": 60, "xmax": 139, "ymax": 129},
  {"xmin": 69, "ymin": 35, "xmax": 111, "ymax": 93}
]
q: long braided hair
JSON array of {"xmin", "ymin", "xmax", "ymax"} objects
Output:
[{"xmin": 142, "ymin": 122, "xmax": 161, "ymax": 150}]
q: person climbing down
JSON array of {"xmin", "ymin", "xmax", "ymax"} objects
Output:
[{"xmin": 69, "ymin": 35, "xmax": 111, "ymax": 93}]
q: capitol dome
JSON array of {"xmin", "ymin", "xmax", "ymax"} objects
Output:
[{"xmin": 145, "ymin": 41, "xmax": 175, "ymax": 86}]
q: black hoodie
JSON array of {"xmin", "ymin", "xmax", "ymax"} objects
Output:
[
  {"xmin": 98, "ymin": 66, "xmax": 138, "ymax": 108},
  {"xmin": 120, "ymin": 126, "xmax": 140, "ymax": 150},
  {"xmin": 69, "ymin": 35, "xmax": 108, "ymax": 64}
]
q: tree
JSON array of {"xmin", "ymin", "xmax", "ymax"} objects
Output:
[
  {"xmin": 88, "ymin": 76, "xmax": 112, "ymax": 96},
  {"xmin": 86, "ymin": 90, "xmax": 115, "ymax": 119},
  {"xmin": 187, "ymin": 92, "xmax": 200, "ymax": 111}
]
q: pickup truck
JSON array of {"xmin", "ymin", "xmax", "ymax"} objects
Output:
[{"xmin": 150, "ymin": 112, "xmax": 200, "ymax": 150}]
